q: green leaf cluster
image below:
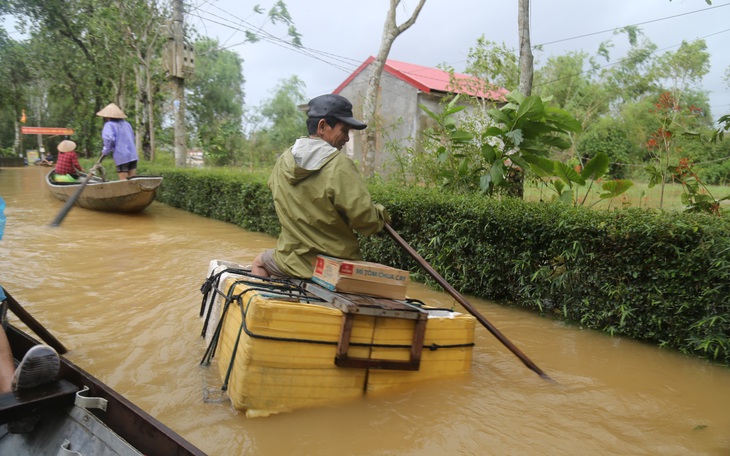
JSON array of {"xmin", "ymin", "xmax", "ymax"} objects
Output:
[
  {"xmin": 461, "ymin": 30, "xmax": 730, "ymax": 189},
  {"xmin": 416, "ymin": 92, "xmax": 633, "ymax": 206}
]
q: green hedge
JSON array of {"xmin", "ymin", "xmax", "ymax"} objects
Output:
[
  {"xmin": 147, "ymin": 166, "xmax": 730, "ymax": 366},
  {"xmin": 151, "ymin": 167, "xmax": 280, "ymax": 235}
]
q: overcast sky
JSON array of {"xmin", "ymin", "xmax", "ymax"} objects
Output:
[{"xmin": 188, "ymin": 0, "xmax": 730, "ymax": 122}]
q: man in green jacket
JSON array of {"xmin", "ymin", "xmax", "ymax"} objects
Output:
[{"xmin": 252, "ymin": 94, "xmax": 390, "ymax": 279}]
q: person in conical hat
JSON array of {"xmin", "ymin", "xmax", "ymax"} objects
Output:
[
  {"xmin": 54, "ymin": 139, "xmax": 84, "ymax": 179},
  {"xmin": 96, "ymin": 103, "xmax": 127, "ymax": 119},
  {"xmin": 96, "ymin": 102, "xmax": 138, "ymax": 179}
]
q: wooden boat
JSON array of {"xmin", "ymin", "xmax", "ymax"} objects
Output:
[
  {"xmin": 46, "ymin": 170, "xmax": 163, "ymax": 213},
  {"xmin": 199, "ymin": 260, "xmax": 476, "ymax": 417},
  {"xmin": 0, "ymin": 318, "xmax": 206, "ymax": 455}
]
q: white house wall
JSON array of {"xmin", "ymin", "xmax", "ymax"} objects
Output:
[
  {"xmin": 338, "ymin": 69, "xmax": 419, "ymax": 175},
  {"xmin": 337, "ymin": 64, "xmax": 496, "ymax": 176}
]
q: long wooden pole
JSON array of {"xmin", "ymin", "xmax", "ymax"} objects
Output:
[
  {"xmin": 4, "ymin": 290, "xmax": 67, "ymax": 354},
  {"xmin": 49, "ymin": 155, "xmax": 104, "ymax": 227},
  {"xmin": 384, "ymin": 224, "xmax": 551, "ymax": 380}
]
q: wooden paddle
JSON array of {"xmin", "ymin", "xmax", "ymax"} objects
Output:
[
  {"xmin": 3, "ymin": 289, "xmax": 67, "ymax": 354},
  {"xmin": 49, "ymin": 154, "xmax": 105, "ymax": 227},
  {"xmin": 384, "ymin": 223, "xmax": 551, "ymax": 381}
]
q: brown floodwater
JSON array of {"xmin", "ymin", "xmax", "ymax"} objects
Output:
[{"xmin": 1, "ymin": 166, "xmax": 729, "ymax": 456}]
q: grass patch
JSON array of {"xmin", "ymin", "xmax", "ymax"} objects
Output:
[{"xmin": 524, "ymin": 180, "xmax": 730, "ymax": 211}]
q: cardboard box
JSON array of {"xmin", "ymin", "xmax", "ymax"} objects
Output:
[{"xmin": 311, "ymin": 255, "xmax": 409, "ymax": 300}]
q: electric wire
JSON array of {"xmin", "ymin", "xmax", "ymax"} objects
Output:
[
  {"xmin": 186, "ymin": 3, "xmax": 470, "ymax": 106},
  {"xmin": 188, "ymin": 3, "xmax": 361, "ymax": 72},
  {"xmin": 186, "ymin": 1, "xmax": 728, "ymax": 104},
  {"xmin": 534, "ymin": 27, "xmax": 730, "ymax": 90},
  {"xmin": 536, "ymin": 1, "xmax": 730, "ymax": 48}
]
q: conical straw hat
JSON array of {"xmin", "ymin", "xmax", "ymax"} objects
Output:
[
  {"xmin": 57, "ymin": 140, "xmax": 76, "ymax": 153},
  {"xmin": 96, "ymin": 103, "xmax": 127, "ymax": 119}
]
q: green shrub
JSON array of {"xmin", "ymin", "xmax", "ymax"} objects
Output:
[
  {"xmin": 146, "ymin": 166, "xmax": 279, "ymax": 235},
  {"xmin": 149, "ymin": 166, "xmax": 730, "ymax": 366}
]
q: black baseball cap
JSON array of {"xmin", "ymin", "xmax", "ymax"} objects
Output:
[{"xmin": 307, "ymin": 94, "xmax": 367, "ymax": 130}]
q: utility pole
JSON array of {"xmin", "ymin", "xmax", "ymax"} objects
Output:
[
  {"xmin": 162, "ymin": 0, "xmax": 193, "ymax": 167},
  {"xmin": 164, "ymin": 0, "xmax": 194, "ymax": 167},
  {"xmin": 35, "ymin": 98, "xmax": 43, "ymax": 157},
  {"xmin": 172, "ymin": 0, "xmax": 186, "ymax": 167}
]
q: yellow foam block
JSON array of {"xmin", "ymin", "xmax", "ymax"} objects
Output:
[
  {"xmin": 214, "ymin": 278, "xmax": 475, "ymax": 415},
  {"xmin": 367, "ymin": 315, "xmax": 475, "ymax": 392}
]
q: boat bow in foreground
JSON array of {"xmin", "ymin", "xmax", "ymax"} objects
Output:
[{"xmin": 0, "ymin": 324, "xmax": 206, "ymax": 456}]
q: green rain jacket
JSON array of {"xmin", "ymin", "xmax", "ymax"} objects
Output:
[{"xmin": 268, "ymin": 137, "xmax": 389, "ymax": 278}]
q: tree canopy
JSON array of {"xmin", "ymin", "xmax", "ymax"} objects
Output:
[
  {"xmin": 0, "ymin": 0, "xmax": 299, "ymax": 166},
  {"xmin": 470, "ymin": 30, "xmax": 722, "ymax": 173}
]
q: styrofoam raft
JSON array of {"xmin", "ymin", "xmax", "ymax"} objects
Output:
[{"xmin": 211, "ymin": 274, "xmax": 475, "ymax": 416}]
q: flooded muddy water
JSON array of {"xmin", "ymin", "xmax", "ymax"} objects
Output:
[{"xmin": 1, "ymin": 166, "xmax": 729, "ymax": 455}]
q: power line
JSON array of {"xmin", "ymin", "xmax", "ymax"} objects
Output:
[
  {"xmin": 187, "ymin": 1, "xmax": 728, "ymax": 108},
  {"xmin": 189, "ymin": 2, "xmax": 360, "ymax": 66},
  {"xmin": 187, "ymin": 6, "xmax": 359, "ymax": 74},
  {"xmin": 535, "ymin": 2, "xmax": 730, "ymax": 48},
  {"xmin": 187, "ymin": 5, "xmax": 421, "ymax": 106},
  {"xmin": 187, "ymin": 3, "xmax": 474, "ymax": 91},
  {"xmin": 534, "ymin": 27, "xmax": 730, "ymax": 90}
]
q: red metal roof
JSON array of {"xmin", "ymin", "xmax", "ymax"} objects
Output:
[{"xmin": 333, "ymin": 56, "xmax": 507, "ymax": 101}]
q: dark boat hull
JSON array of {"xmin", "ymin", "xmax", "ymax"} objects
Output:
[{"xmin": 0, "ymin": 325, "xmax": 206, "ymax": 456}]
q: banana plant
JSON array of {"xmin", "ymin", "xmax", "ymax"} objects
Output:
[
  {"xmin": 480, "ymin": 92, "xmax": 632, "ymax": 206},
  {"xmin": 420, "ymin": 91, "xmax": 633, "ymax": 206},
  {"xmin": 478, "ymin": 91, "xmax": 578, "ymax": 192}
]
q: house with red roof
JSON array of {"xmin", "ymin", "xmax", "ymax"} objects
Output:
[{"xmin": 332, "ymin": 56, "xmax": 508, "ymax": 175}]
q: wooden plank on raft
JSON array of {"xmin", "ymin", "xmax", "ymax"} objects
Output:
[
  {"xmin": 305, "ymin": 283, "xmax": 425, "ymax": 319},
  {"xmin": 305, "ymin": 283, "xmax": 428, "ymax": 371}
]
